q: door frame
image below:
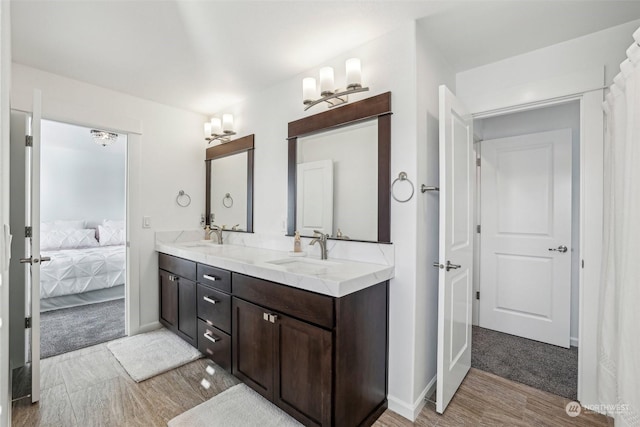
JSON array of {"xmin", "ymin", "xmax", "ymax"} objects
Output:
[
  {"xmin": 9, "ymin": 103, "xmax": 144, "ymax": 339},
  {"xmin": 467, "ymin": 89, "xmax": 603, "ymax": 407}
]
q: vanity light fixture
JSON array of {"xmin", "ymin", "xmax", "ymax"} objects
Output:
[
  {"xmin": 302, "ymin": 58, "xmax": 369, "ymax": 111},
  {"xmin": 204, "ymin": 113, "xmax": 236, "ymax": 143},
  {"xmin": 90, "ymin": 129, "xmax": 118, "ymax": 147}
]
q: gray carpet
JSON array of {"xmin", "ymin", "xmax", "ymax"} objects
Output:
[
  {"xmin": 40, "ymin": 298, "xmax": 125, "ymax": 359},
  {"xmin": 471, "ymin": 326, "xmax": 578, "ymax": 400}
]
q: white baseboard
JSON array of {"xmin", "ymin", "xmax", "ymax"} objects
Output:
[
  {"xmin": 388, "ymin": 375, "xmax": 437, "ymax": 421},
  {"xmin": 131, "ymin": 321, "xmax": 162, "ymax": 335},
  {"xmin": 570, "ymin": 336, "xmax": 579, "ymax": 347}
]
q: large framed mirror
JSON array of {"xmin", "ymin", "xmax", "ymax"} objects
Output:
[
  {"xmin": 287, "ymin": 92, "xmax": 391, "ymax": 243},
  {"xmin": 205, "ymin": 134, "xmax": 254, "ymax": 232}
]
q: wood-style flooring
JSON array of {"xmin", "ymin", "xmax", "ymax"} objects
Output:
[{"xmin": 12, "ymin": 342, "xmax": 612, "ymax": 427}]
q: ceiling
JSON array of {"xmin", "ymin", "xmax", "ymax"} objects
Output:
[
  {"xmin": 11, "ymin": 1, "xmax": 640, "ymax": 115},
  {"xmin": 42, "ymin": 119, "xmax": 127, "ymax": 154}
]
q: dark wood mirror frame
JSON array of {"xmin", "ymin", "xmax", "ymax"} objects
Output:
[
  {"xmin": 287, "ymin": 92, "xmax": 392, "ymax": 243},
  {"xmin": 205, "ymin": 134, "xmax": 255, "ymax": 232}
]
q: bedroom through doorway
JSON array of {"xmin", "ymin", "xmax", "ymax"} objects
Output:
[{"xmin": 38, "ymin": 119, "xmax": 127, "ymax": 359}]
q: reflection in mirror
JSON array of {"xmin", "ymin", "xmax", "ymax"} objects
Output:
[
  {"xmin": 205, "ymin": 134, "xmax": 254, "ymax": 233},
  {"xmin": 296, "ymin": 120, "xmax": 377, "ymax": 241},
  {"xmin": 210, "ymin": 151, "xmax": 248, "ymax": 231}
]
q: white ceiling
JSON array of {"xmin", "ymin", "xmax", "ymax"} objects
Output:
[{"xmin": 11, "ymin": 1, "xmax": 640, "ymax": 115}]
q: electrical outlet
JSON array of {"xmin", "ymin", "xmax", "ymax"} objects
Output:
[{"xmin": 142, "ymin": 216, "xmax": 151, "ymax": 228}]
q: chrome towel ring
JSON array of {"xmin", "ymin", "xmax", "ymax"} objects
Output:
[
  {"xmin": 222, "ymin": 193, "xmax": 234, "ymax": 208},
  {"xmin": 391, "ymin": 171, "xmax": 414, "ymax": 203},
  {"xmin": 176, "ymin": 190, "xmax": 191, "ymax": 207}
]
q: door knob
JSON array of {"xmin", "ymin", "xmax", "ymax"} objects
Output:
[
  {"xmin": 445, "ymin": 260, "xmax": 461, "ymax": 271},
  {"xmin": 548, "ymin": 245, "xmax": 568, "ymax": 253}
]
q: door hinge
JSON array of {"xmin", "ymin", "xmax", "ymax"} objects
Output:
[
  {"xmin": 476, "ymin": 291, "xmax": 480, "ymax": 300},
  {"xmin": 25, "ymin": 226, "xmax": 32, "ymax": 238},
  {"xmin": 476, "ymin": 158, "xmax": 481, "ymax": 167},
  {"xmin": 582, "ymin": 259, "xmax": 584, "ymax": 268},
  {"xmin": 25, "ymin": 317, "xmax": 32, "ymax": 329},
  {"xmin": 25, "ymin": 135, "xmax": 33, "ymax": 147},
  {"xmin": 476, "ymin": 225, "xmax": 481, "ymax": 233}
]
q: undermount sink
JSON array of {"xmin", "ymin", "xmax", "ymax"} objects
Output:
[
  {"xmin": 266, "ymin": 258, "xmax": 341, "ymax": 275},
  {"xmin": 182, "ymin": 240, "xmax": 221, "ymax": 248}
]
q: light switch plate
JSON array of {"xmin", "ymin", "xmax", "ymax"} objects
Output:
[{"xmin": 143, "ymin": 216, "xmax": 151, "ymax": 228}]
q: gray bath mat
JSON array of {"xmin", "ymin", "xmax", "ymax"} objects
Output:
[
  {"xmin": 168, "ymin": 383, "xmax": 303, "ymax": 427},
  {"xmin": 107, "ymin": 328, "xmax": 201, "ymax": 382}
]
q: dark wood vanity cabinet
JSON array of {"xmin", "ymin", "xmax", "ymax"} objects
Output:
[
  {"xmin": 159, "ymin": 253, "xmax": 389, "ymax": 426},
  {"xmin": 158, "ymin": 254, "xmax": 197, "ymax": 347},
  {"xmin": 232, "ymin": 273, "xmax": 388, "ymax": 427},
  {"xmin": 193, "ymin": 263, "xmax": 231, "ymax": 371}
]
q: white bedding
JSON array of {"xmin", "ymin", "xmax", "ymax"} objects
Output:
[{"xmin": 40, "ymin": 245, "xmax": 125, "ymax": 299}]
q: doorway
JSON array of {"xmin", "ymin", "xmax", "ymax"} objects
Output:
[
  {"xmin": 472, "ymin": 101, "xmax": 580, "ymax": 399},
  {"xmin": 9, "ymin": 112, "xmax": 128, "ymax": 401}
]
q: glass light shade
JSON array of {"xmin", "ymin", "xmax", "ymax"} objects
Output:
[
  {"xmin": 346, "ymin": 58, "xmax": 362, "ymax": 89},
  {"xmin": 204, "ymin": 122, "xmax": 212, "ymax": 138},
  {"xmin": 211, "ymin": 117, "xmax": 222, "ymax": 135},
  {"xmin": 222, "ymin": 114, "xmax": 234, "ymax": 133},
  {"xmin": 319, "ymin": 67, "xmax": 334, "ymax": 95},
  {"xmin": 303, "ymin": 77, "xmax": 316, "ymax": 103}
]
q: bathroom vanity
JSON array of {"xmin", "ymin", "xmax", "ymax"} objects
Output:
[{"xmin": 156, "ymin": 242, "xmax": 393, "ymax": 427}]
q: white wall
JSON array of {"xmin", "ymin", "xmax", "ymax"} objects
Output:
[
  {"xmin": 212, "ymin": 21, "xmax": 448, "ymax": 417},
  {"xmin": 11, "ymin": 63, "xmax": 207, "ymax": 333},
  {"xmin": 456, "ymin": 19, "xmax": 640, "ymax": 113},
  {"xmin": 413, "ymin": 20, "xmax": 456, "ymax": 412},
  {"xmin": 476, "ymin": 101, "xmax": 581, "ymax": 346},
  {"xmin": 41, "ymin": 120, "xmax": 126, "ymax": 223},
  {"xmin": 0, "ymin": 1, "xmax": 11, "ymax": 425}
]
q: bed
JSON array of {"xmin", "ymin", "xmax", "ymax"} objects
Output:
[{"xmin": 39, "ymin": 220, "xmax": 126, "ymax": 311}]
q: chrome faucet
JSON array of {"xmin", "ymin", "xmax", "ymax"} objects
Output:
[
  {"xmin": 309, "ymin": 230, "xmax": 329, "ymax": 260},
  {"xmin": 207, "ymin": 225, "xmax": 223, "ymax": 245}
]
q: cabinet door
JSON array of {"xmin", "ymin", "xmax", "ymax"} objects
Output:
[
  {"xmin": 159, "ymin": 270, "xmax": 178, "ymax": 328},
  {"xmin": 274, "ymin": 314, "xmax": 332, "ymax": 427},
  {"xmin": 232, "ymin": 298, "xmax": 274, "ymax": 400},
  {"xmin": 177, "ymin": 277, "xmax": 197, "ymax": 346}
]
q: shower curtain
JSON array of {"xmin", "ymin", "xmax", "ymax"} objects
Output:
[{"xmin": 598, "ymin": 27, "xmax": 640, "ymax": 427}]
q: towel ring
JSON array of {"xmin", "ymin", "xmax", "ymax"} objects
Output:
[
  {"xmin": 222, "ymin": 193, "xmax": 233, "ymax": 208},
  {"xmin": 391, "ymin": 172, "xmax": 414, "ymax": 203},
  {"xmin": 176, "ymin": 190, "xmax": 191, "ymax": 207}
]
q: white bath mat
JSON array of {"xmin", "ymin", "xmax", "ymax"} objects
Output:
[
  {"xmin": 107, "ymin": 328, "xmax": 202, "ymax": 382},
  {"xmin": 168, "ymin": 383, "xmax": 303, "ymax": 427}
]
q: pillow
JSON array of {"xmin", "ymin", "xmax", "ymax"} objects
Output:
[
  {"xmin": 53, "ymin": 220, "xmax": 85, "ymax": 230},
  {"xmin": 98, "ymin": 225, "xmax": 125, "ymax": 246},
  {"xmin": 41, "ymin": 222, "xmax": 56, "ymax": 232},
  {"xmin": 41, "ymin": 229, "xmax": 99, "ymax": 251},
  {"xmin": 103, "ymin": 219, "xmax": 125, "ymax": 230}
]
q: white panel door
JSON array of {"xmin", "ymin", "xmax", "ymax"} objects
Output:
[
  {"xmin": 479, "ymin": 129, "xmax": 572, "ymax": 348},
  {"xmin": 436, "ymin": 85, "xmax": 475, "ymax": 414},
  {"xmin": 296, "ymin": 160, "xmax": 333, "ymax": 236},
  {"xmin": 29, "ymin": 90, "xmax": 42, "ymax": 402}
]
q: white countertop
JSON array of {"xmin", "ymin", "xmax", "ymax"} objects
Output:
[{"xmin": 155, "ymin": 240, "xmax": 394, "ymax": 297}]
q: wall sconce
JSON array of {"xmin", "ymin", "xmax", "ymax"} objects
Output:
[
  {"xmin": 204, "ymin": 113, "xmax": 236, "ymax": 143},
  {"xmin": 302, "ymin": 58, "xmax": 369, "ymax": 111}
]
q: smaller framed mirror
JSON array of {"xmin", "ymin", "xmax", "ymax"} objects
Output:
[{"xmin": 205, "ymin": 134, "xmax": 254, "ymax": 232}]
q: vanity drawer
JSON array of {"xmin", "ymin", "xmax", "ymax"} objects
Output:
[
  {"xmin": 159, "ymin": 253, "xmax": 196, "ymax": 282},
  {"xmin": 197, "ymin": 263, "xmax": 231, "ymax": 293},
  {"xmin": 197, "ymin": 320, "xmax": 231, "ymax": 372},
  {"xmin": 197, "ymin": 284, "xmax": 231, "ymax": 334},
  {"xmin": 232, "ymin": 273, "xmax": 334, "ymax": 329}
]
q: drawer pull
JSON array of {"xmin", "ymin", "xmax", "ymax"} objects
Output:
[
  {"xmin": 263, "ymin": 313, "xmax": 278, "ymax": 323},
  {"xmin": 203, "ymin": 296, "xmax": 219, "ymax": 305},
  {"xmin": 168, "ymin": 275, "xmax": 179, "ymax": 282},
  {"xmin": 203, "ymin": 274, "xmax": 219, "ymax": 282},
  {"xmin": 203, "ymin": 331, "xmax": 220, "ymax": 344}
]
